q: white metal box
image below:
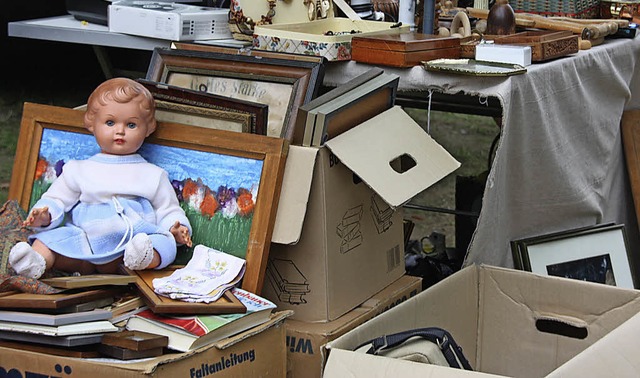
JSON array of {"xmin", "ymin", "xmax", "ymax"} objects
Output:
[{"xmin": 108, "ymin": 1, "xmax": 232, "ymax": 41}]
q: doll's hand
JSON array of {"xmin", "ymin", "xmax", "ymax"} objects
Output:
[
  {"xmin": 23, "ymin": 207, "xmax": 51, "ymax": 228},
  {"xmin": 170, "ymin": 220, "xmax": 192, "ymax": 247}
]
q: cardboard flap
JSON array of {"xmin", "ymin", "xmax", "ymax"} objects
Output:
[
  {"xmin": 325, "ymin": 106, "xmax": 460, "ymax": 208},
  {"xmin": 332, "ymin": 0, "xmax": 361, "ymax": 20},
  {"xmin": 547, "ymin": 311, "xmax": 640, "ymax": 377},
  {"xmin": 271, "ymin": 145, "xmax": 319, "ymax": 244}
]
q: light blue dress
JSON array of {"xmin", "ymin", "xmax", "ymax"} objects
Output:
[{"xmin": 28, "ymin": 153, "xmax": 192, "ymax": 268}]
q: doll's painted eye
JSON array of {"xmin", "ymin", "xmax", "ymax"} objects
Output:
[
  {"xmin": 106, "ymin": 120, "xmax": 115, "ymax": 127},
  {"xmin": 127, "ymin": 122, "xmax": 137, "ymax": 129}
]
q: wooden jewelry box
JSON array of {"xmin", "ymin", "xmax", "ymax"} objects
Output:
[{"xmin": 350, "ymin": 33, "xmax": 461, "ymax": 67}]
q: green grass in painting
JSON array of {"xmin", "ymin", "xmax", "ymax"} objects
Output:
[{"xmin": 176, "ymin": 205, "xmax": 253, "ymax": 264}]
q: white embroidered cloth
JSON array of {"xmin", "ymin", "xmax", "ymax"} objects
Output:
[{"xmin": 152, "ymin": 244, "xmax": 246, "ymax": 303}]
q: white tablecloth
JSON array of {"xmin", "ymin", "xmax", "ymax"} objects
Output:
[{"xmin": 324, "ymin": 36, "xmax": 640, "ymax": 271}]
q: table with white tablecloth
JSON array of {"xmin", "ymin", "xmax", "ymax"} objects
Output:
[{"xmin": 324, "ymin": 36, "xmax": 640, "ymax": 272}]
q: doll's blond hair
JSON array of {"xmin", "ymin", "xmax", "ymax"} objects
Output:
[{"xmin": 84, "ymin": 77, "xmax": 156, "ymax": 133}]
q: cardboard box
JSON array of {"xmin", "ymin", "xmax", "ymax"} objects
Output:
[
  {"xmin": 324, "ymin": 265, "xmax": 640, "ymax": 377},
  {"xmin": 547, "ymin": 310, "xmax": 640, "ymax": 377},
  {"xmin": 108, "ymin": 1, "xmax": 231, "ymax": 41},
  {"xmin": 351, "ymin": 33, "xmax": 461, "ymax": 68},
  {"xmin": 285, "ymin": 275, "xmax": 422, "ymax": 378},
  {"xmin": 0, "ymin": 312, "xmax": 289, "ymax": 377},
  {"xmin": 253, "ymin": 18, "xmax": 410, "ymax": 61},
  {"xmin": 266, "ymin": 106, "xmax": 460, "ymax": 322}
]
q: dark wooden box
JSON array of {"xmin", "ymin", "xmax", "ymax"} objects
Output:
[{"xmin": 351, "ymin": 33, "xmax": 461, "ymax": 68}]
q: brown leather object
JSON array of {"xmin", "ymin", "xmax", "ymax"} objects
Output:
[{"xmin": 373, "ymin": 0, "xmax": 399, "ymax": 21}]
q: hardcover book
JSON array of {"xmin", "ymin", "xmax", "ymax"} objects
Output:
[{"xmin": 125, "ymin": 288, "xmax": 276, "ymax": 352}]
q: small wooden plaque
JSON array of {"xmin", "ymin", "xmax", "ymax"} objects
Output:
[
  {"xmin": 0, "ymin": 287, "xmax": 122, "ymax": 310},
  {"xmin": 124, "ymin": 266, "xmax": 246, "ymax": 315},
  {"xmin": 0, "ymin": 339, "xmax": 101, "ymax": 358},
  {"xmin": 97, "ymin": 343, "xmax": 165, "ymax": 360},
  {"xmin": 41, "ymin": 274, "xmax": 137, "ymax": 289},
  {"xmin": 101, "ymin": 330, "xmax": 168, "ymax": 351}
]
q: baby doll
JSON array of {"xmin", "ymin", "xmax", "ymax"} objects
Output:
[{"xmin": 9, "ymin": 77, "xmax": 192, "ymax": 279}]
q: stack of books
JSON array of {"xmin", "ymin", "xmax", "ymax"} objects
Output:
[
  {"xmin": 0, "ymin": 273, "xmax": 277, "ymax": 358},
  {"xmin": 0, "ymin": 274, "xmax": 145, "ymax": 357}
]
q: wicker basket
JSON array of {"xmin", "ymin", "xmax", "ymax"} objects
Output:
[{"xmin": 510, "ymin": 0, "xmax": 601, "ymax": 18}]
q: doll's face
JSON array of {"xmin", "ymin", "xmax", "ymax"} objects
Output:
[{"xmin": 89, "ymin": 98, "xmax": 153, "ymax": 155}]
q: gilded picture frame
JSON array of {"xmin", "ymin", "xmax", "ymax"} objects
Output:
[
  {"xmin": 145, "ymin": 47, "xmax": 325, "ymax": 141},
  {"xmin": 137, "ymin": 79, "xmax": 269, "ymax": 135},
  {"xmin": 9, "ymin": 102, "xmax": 289, "ymax": 295}
]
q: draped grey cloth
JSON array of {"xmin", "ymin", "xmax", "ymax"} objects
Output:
[{"xmin": 323, "ymin": 37, "xmax": 640, "ymax": 273}]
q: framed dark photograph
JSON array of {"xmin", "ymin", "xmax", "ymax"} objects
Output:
[
  {"xmin": 145, "ymin": 47, "xmax": 325, "ymax": 141},
  {"xmin": 137, "ymin": 79, "xmax": 269, "ymax": 135},
  {"xmin": 511, "ymin": 224, "xmax": 637, "ymax": 289},
  {"xmin": 9, "ymin": 102, "xmax": 289, "ymax": 295}
]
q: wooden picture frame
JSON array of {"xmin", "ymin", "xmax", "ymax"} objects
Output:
[
  {"xmin": 122, "ymin": 266, "xmax": 246, "ymax": 314},
  {"xmin": 622, "ymin": 109, "xmax": 640, "ymax": 234},
  {"xmin": 137, "ymin": 79, "xmax": 269, "ymax": 135},
  {"xmin": 0, "ymin": 288, "xmax": 123, "ymax": 310},
  {"xmin": 9, "ymin": 102, "xmax": 289, "ymax": 295},
  {"xmin": 145, "ymin": 47, "xmax": 325, "ymax": 141},
  {"xmin": 511, "ymin": 223, "xmax": 637, "ymax": 289}
]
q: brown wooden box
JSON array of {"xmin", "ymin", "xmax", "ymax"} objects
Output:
[
  {"xmin": 494, "ymin": 31, "xmax": 579, "ymax": 62},
  {"xmin": 461, "ymin": 31, "xmax": 579, "ymax": 62},
  {"xmin": 351, "ymin": 33, "xmax": 461, "ymax": 67}
]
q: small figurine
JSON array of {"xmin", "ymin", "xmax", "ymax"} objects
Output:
[{"xmin": 9, "ymin": 77, "xmax": 193, "ymax": 279}]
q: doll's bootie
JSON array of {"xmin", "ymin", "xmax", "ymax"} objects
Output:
[
  {"xmin": 9, "ymin": 242, "xmax": 46, "ymax": 279},
  {"xmin": 124, "ymin": 233, "xmax": 154, "ymax": 270}
]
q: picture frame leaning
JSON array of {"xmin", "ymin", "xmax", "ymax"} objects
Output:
[
  {"xmin": 137, "ymin": 78, "xmax": 269, "ymax": 136},
  {"xmin": 145, "ymin": 47, "xmax": 326, "ymax": 141},
  {"xmin": 510, "ymin": 223, "xmax": 637, "ymax": 289},
  {"xmin": 9, "ymin": 102, "xmax": 289, "ymax": 295}
]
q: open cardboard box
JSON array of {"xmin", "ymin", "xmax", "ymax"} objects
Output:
[
  {"xmin": 0, "ymin": 312, "xmax": 290, "ymax": 377},
  {"xmin": 264, "ymin": 106, "xmax": 460, "ymax": 322},
  {"xmin": 324, "ymin": 265, "xmax": 640, "ymax": 377},
  {"xmin": 0, "ymin": 311, "xmax": 290, "ymax": 378}
]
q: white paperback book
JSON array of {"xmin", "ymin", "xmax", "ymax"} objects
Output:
[
  {"xmin": 0, "ymin": 308, "xmax": 112, "ymax": 326},
  {"xmin": 0, "ymin": 319, "xmax": 118, "ymax": 336}
]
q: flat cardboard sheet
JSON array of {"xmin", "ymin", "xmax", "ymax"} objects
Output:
[{"xmin": 325, "ymin": 106, "xmax": 460, "ymax": 208}]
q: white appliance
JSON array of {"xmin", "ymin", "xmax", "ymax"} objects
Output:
[{"xmin": 108, "ymin": 1, "xmax": 232, "ymax": 41}]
